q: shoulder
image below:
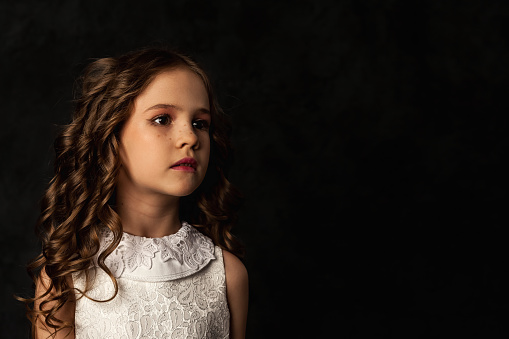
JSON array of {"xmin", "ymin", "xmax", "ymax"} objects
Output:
[
  {"xmin": 222, "ymin": 249, "xmax": 248, "ymax": 289},
  {"xmin": 34, "ymin": 268, "xmax": 75, "ymax": 338},
  {"xmin": 221, "ymin": 249, "xmax": 248, "ymax": 339}
]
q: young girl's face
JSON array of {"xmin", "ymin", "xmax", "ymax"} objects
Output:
[{"xmin": 117, "ymin": 67, "xmax": 211, "ymax": 199}]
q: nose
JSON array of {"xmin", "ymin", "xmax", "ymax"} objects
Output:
[{"xmin": 175, "ymin": 122, "xmax": 199, "ymax": 149}]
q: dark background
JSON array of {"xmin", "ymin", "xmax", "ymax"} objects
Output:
[{"xmin": 1, "ymin": 0, "xmax": 507, "ymax": 338}]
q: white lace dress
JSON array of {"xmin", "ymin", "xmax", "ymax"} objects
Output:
[{"xmin": 73, "ymin": 222, "xmax": 230, "ymax": 339}]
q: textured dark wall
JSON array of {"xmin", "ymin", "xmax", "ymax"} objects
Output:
[{"xmin": 1, "ymin": 0, "xmax": 507, "ymax": 338}]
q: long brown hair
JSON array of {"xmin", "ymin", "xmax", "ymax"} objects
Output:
[{"xmin": 20, "ymin": 47, "xmax": 243, "ymax": 336}]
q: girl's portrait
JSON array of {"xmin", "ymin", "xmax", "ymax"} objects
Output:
[
  {"xmin": 2, "ymin": 0, "xmax": 506, "ymax": 338},
  {"xmin": 19, "ymin": 48, "xmax": 248, "ymax": 338}
]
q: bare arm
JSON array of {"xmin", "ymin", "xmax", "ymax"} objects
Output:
[
  {"xmin": 223, "ymin": 250, "xmax": 249, "ymax": 339},
  {"xmin": 34, "ymin": 268, "xmax": 75, "ymax": 339}
]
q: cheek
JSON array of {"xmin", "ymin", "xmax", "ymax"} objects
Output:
[
  {"xmin": 203, "ymin": 136, "xmax": 211, "ymax": 159},
  {"xmin": 121, "ymin": 128, "xmax": 161, "ymax": 165}
]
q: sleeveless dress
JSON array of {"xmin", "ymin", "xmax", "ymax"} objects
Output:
[{"xmin": 73, "ymin": 222, "xmax": 230, "ymax": 339}]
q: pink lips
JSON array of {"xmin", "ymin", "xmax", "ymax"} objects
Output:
[{"xmin": 170, "ymin": 157, "xmax": 197, "ymax": 172}]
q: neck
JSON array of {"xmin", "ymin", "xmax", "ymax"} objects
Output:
[{"xmin": 115, "ymin": 187, "xmax": 182, "ymax": 238}]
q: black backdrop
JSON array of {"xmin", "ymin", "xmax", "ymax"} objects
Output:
[{"xmin": 1, "ymin": 0, "xmax": 507, "ymax": 338}]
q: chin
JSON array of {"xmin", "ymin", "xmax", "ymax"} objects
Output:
[{"xmin": 168, "ymin": 184, "xmax": 202, "ymax": 197}]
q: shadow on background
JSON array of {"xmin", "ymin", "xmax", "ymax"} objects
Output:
[{"xmin": 1, "ymin": 0, "xmax": 507, "ymax": 338}]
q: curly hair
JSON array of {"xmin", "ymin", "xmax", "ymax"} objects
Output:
[{"xmin": 19, "ymin": 47, "xmax": 243, "ymax": 337}]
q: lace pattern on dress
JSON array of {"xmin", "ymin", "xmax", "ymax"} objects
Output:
[
  {"xmin": 74, "ymin": 246, "xmax": 230, "ymax": 339},
  {"xmin": 96, "ymin": 221, "xmax": 216, "ymax": 282}
]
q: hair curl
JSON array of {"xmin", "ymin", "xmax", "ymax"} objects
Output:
[{"xmin": 19, "ymin": 47, "xmax": 243, "ymax": 337}]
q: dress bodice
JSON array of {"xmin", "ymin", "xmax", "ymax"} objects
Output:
[{"xmin": 73, "ymin": 222, "xmax": 230, "ymax": 339}]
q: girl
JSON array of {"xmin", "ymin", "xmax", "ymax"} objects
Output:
[{"xmin": 21, "ymin": 47, "xmax": 248, "ymax": 338}]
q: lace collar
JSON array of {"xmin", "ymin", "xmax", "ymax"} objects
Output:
[{"xmin": 96, "ymin": 221, "xmax": 216, "ymax": 282}]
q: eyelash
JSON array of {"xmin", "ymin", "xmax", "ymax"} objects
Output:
[{"xmin": 151, "ymin": 114, "xmax": 210, "ymax": 131}]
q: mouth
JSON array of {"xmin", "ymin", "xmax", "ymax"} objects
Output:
[{"xmin": 170, "ymin": 157, "xmax": 198, "ymax": 172}]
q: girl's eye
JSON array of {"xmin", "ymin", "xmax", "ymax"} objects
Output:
[
  {"xmin": 152, "ymin": 114, "xmax": 171, "ymax": 126},
  {"xmin": 192, "ymin": 120, "xmax": 210, "ymax": 130}
]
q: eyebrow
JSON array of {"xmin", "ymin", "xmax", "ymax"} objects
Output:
[{"xmin": 143, "ymin": 104, "xmax": 210, "ymax": 115}]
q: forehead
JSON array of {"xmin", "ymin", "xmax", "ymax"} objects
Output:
[{"xmin": 134, "ymin": 67, "xmax": 210, "ymax": 112}]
